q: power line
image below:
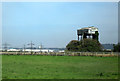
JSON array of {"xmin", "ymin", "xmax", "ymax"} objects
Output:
[
  {"xmin": 27, "ymin": 41, "xmax": 34, "ymax": 54},
  {"xmin": 39, "ymin": 43, "xmax": 43, "ymax": 52},
  {"xmin": 2, "ymin": 42, "xmax": 10, "ymax": 51},
  {"xmin": 23, "ymin": 44, "xmax": 26, "ymax": 54}
]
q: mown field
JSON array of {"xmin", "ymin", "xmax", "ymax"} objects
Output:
[{"xmin": 2, "ymin": 55, "xmax": 118, "ymax": 79}]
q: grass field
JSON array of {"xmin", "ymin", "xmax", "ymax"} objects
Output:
[{"xmin": 2, "ymin": 55, "xmax": 118, "ymax": 79}]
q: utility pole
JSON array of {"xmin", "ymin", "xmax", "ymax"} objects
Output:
[
  {"xmin": 27, "ymin": 41, "xmax": 34, "ymax": 54},
  {"xmin": 23, "ymin": 44, "xmax": 26, "ymax": 54},
  {"xmin": 2, "ymin": 42, "xmax": 9, "ymax": 52},
  {"xmin": 39, "ymin": 43, "xmax": 43, "ymax": 52}
]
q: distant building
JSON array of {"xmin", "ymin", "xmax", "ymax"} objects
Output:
[
  {"xmin": 77, "ymin": 26, "xmax": 99, "ymax": 41},
  {"xmin": 6, "ymin": 48, "xmax": 54, "ymax": 52},
  {"xmin": 7, "ymin": 49, "xmax": 20, "ymax": 52}
]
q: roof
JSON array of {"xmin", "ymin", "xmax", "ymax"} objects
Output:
[{"xmin": 78, "ymin": 26, "xmax": 98, "ymax": 30}]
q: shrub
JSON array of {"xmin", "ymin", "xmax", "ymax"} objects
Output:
[
  {"xmin": 113, "ymin": 43, "xmax": 120, "ymax": 52},
  {"xmin": 66, "ymin": 39, "xmax": 103, "ymax": 52}
]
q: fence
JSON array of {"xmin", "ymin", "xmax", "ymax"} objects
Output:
[{"xmin": 0, "ymin": 51, "xmax": 119, "ymax": 57}]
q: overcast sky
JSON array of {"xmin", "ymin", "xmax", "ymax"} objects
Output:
[{"xmin": 2, "ymin": 2, "xmax": 118, "ymax": 48}]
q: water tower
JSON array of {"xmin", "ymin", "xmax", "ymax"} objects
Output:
[{"xmin": 77, "ymin": 26, "xmax": 99, "ymax": 41}]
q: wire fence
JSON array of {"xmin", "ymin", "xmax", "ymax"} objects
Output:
[{"xmin": 0, "ymin": 51, "xmax": 119, "ymax": 57}]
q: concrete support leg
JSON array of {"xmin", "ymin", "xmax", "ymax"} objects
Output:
[{"xmin": 81, "ymin": 35, "xmax": 82, "ymax": 40}]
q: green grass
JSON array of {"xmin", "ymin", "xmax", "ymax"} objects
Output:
[
  {"xmin": 0, "ymin": 55, "xmax": 2, "ymax": 81},
  {"xmin": 2, "ymin": 55, "xmax": 118, "ymax": 79}
]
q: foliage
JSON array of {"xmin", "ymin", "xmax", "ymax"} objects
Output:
[
  {"xmin": 66, "ymin": 39, "xmax": 102, "ymax": 52},
  {"xmin": 94, "ymin": 31, "xmax": 99, "ymax": 41},
  {"xmin": 113, "ymin": 43, "xmax": 120, "ymax": 52}
]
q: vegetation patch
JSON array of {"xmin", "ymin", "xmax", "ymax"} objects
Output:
[
  {"xmin": 2, "ymin": 55, "xmax": 118, "ymax": 79},
  {"xmin": 66, "ymin": 39, "xmax": 103, "ymax": 52}
]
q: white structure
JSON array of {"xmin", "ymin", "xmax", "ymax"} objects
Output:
[
  {"xmin": 22, "ymin": 49, "xmax": 54, "ymax": 52},
  {"xmin": 77, "ymin": 26, "xmax": 98, "ymax": 35},
  {"xmin": 77, "ymin": 26, "xmax": 99, "ymax": 40},
  {"xmin": 7, "ymin": 49, "xmax": 21, "ymax": 52},
  {"xmin": 59, "ymin": 50, "xmax": 65, "ymax": 53},
  {"xmin": 4, "ymin": 48, "xmax": 63, "ymax": 53},
  {"xmin": 87, "ymin": 27, "xmax": 98, "ymax": 34}
]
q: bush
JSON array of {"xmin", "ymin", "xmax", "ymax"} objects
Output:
[
  {"xmin": 113, "ymin": 43, "xmax": 120, "ymax": 52},
  {"xmin": 66, "ymin": 39, "xmax": 103, "ymax": 52}
]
